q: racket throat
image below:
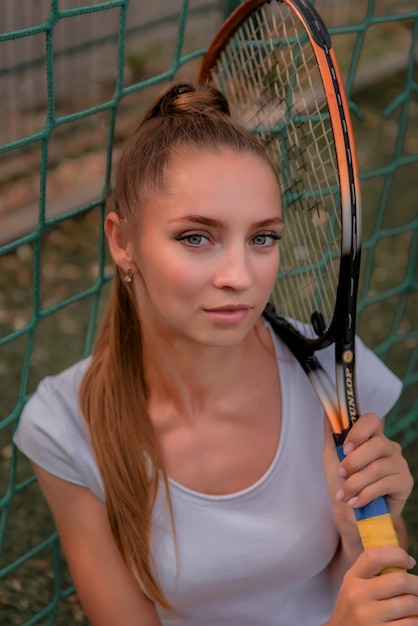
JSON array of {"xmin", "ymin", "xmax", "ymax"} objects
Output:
[
  {"xmin": 333, "ymin": 428, "xmax": 350, "ymax": 449},
  {"xmin": 311, "ymin": 311, "xmax": 326, "ymax": 337}
]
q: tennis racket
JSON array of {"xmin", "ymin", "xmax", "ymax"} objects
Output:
[{"xmin": 198, "ymin": 0, "xmax": 400, "ymax": 557}]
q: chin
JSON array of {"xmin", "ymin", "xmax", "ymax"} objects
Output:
[{"xmin": 196, "ymin": 324, "xmax": 258, "ymax": 349}]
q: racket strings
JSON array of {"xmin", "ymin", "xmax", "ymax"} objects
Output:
[{"xmin": 209, "ymin": 2, "xmax": 342, "ymax": 335}]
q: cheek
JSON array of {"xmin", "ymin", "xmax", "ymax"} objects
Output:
[
  {"xmin": 257, "ymin": 250, "xmax": 280, "ymax": 291},
  {"xmin": 142, "ymin": 253, "xmax": 205, "ymax": 300}
]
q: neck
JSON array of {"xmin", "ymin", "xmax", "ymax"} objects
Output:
[{"xmin": 141, "ymin": 319, "xmax": 271, "ymax": 419}]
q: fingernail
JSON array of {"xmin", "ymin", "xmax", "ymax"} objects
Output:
[
  {"xmin": 338, "ymin": 466, "xmax": 347, "ymax": 478},
  {"xmin": 409, "ymin": 556, "xmax": 417, "ymax": 568},
  {"xmin": 343, "ymin": 442, "xmax": 355, "ymax": 456},
  {"xmin": 336, "ymin": 489, "xmax": 345, "ymax": 502},
  {"xmin": 348, "ymin": 496, "xmax": 359, "ymax": 507}
]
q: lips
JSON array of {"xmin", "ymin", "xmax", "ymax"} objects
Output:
[
  {"xmin": 202, "ymin": 304, "xmax": 253, "ymax": 324},
  {"xmin": 203, "ymin": 304, "xmax": 252, "ymax": 312}
]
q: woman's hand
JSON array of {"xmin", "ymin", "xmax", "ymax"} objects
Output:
[
  {"xmin": 325, "ymin": 547, "xmax": 418, "ymax": 626},
  {"xmin": 336, "ymin": 413, "xmax": 413, "ymax": 522}
]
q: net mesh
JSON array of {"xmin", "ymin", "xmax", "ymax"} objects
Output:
[{"xmin": 0, "ymin": 1, "xmax": 417, "ymax": 623}]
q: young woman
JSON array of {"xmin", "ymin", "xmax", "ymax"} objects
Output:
[{"xmin": 14, "ymin": 83, "xmax": 418, "ymax": 625}]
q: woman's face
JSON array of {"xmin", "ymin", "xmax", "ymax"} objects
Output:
[{"xmin": 130, "ymin": 147, "xmax": 283, "ymax": 348}]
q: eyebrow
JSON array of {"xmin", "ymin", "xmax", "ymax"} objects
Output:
[{"xmin": 168, "ymin": 214, "xmax": 283, "ymax": 229}]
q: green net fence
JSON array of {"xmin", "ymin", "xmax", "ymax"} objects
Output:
[{"xmin": 0, "ymin": 0, "xmax": 417, "ymax": 623}]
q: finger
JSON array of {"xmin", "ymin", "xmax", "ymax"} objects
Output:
[
  {"xmin": 335, "ymin": 480, "xmax": 409, "ymax": 522},
  {"xmin": 336, "ymin": 461, "xmax": 413, "ymax": 513},
  {"xmin": 372, "ymin": 570, "xmax": 418, "ymax": 601},
  {"xmin": 354, "ymin": 476, "xmax": 412, "ymax": 512},
  {"xmin": 342, "ymin": 413, "xmax": 383, "ymax": 453},
  {"xmin": 338, "ymin": 457, "xmax": 406, "ymax": 501},
  {"xmin": 376, "ymin": 595, "xmax": 418, "ymax": 623},
  {"xmin": 347, "ymin": 480, "xmax": 410, "ymax": 516},
  {"xmin": 350, "ymin": 547, "xmax": 416, "ymax": 579},
  {"xmin": 340, "ymin": 435, "xmax": 397, "ymax": 477}
]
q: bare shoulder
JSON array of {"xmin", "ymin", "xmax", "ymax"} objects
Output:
[{"xmin": 33, "ymin": 464, "xmax": 162, "ymax": 626}]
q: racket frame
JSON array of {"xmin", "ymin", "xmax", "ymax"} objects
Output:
[
  {"xmin": 199, "ymin": 0, "xmax": 362, "ymax": 434},
  {"xmin": 199, "ymin": 0, "xmax": 401, "ymax": 557}
]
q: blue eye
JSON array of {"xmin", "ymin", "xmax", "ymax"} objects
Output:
[
  {"xmin": 175, "ymin": 232, "xmax": 209, "ymax": 247},
  {"xmin": 252, "ymin": 233, "xmax": 281, "ymax": 246},
  {"xmin": 186, "ymin": 234, "xmax": 203, "ymax": 245}
]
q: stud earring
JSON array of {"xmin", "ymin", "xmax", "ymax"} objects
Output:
[{"xmin": 124, "ymin": 268, "xmax": 133, "ymax": 283}]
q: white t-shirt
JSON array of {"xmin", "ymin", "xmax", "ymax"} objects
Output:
[{"xmin": 14, "ymin": 325, "xmax": 402, "ymax": 625}]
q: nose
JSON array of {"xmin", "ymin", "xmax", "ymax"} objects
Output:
[{"xmin": 212, "ymin": 245, "xmax": 254, "ymax": 291}]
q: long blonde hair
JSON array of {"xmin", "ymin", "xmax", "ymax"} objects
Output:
[{"xmin": 79, "ymin": 83, "xmax": 274, "ymax": 608}]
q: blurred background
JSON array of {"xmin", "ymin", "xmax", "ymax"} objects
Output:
[{"xmin": 0, "ymin": 1, "xmax": 417, "ymax": 624}]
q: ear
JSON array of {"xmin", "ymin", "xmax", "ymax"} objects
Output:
[{"xmin": 105, "ymin": 212, "xmax": 136, "ymax": 272}]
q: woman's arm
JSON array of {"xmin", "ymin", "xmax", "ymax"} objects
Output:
[{"xmin": 33, "ymin": 464, "xmax": 162, "ymax": 626}]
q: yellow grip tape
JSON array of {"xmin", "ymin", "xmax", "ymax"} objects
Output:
[{"xmin": 357, "ymin": 513, "xmax": 399, "ymax": 550}]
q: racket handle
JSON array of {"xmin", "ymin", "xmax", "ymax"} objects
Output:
[{"xmin": 336, "ymin": 444, "xmax": 403, "ymax": 574}]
